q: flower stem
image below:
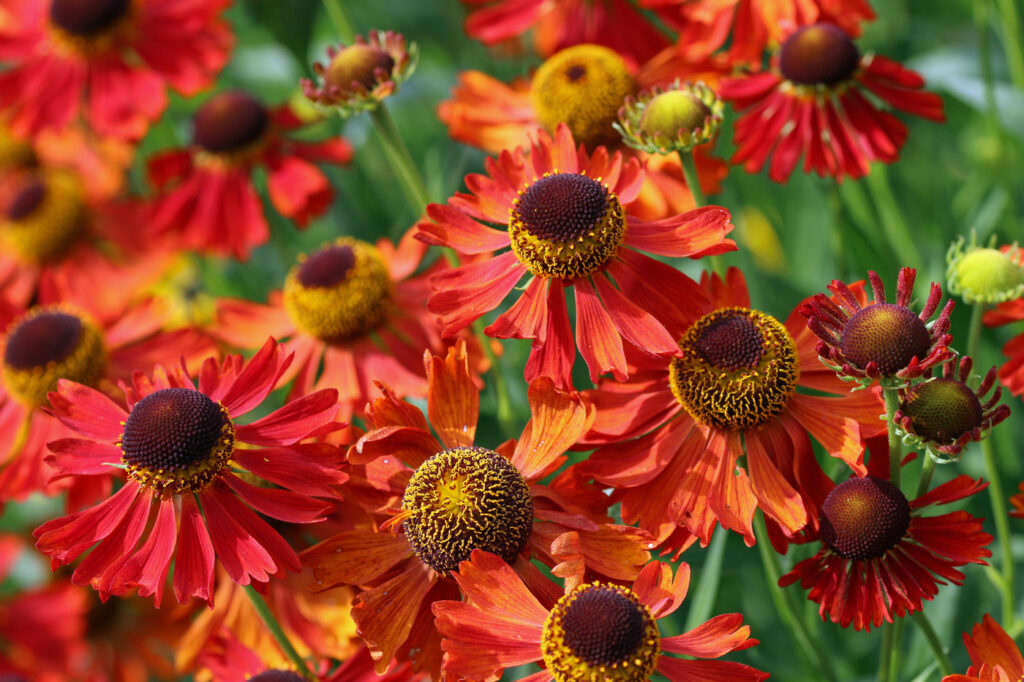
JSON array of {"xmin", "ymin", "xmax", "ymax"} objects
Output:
[
  {"xmin": 994, "ymin": 0, "xmax": 1024, "ymax": 89},
  {"xmin": 966, "ymin": 301, "xmax": 986, "ymax": 365},
  {"xmin": 244, "ymin": 585, "xmax": 315, "ymax": 681},
  {"xmin": 678, "ymin": 149, "xmax": 723, "ymax": 276},
  {"xmin": 369, "ymin": 104, "xmax": 432, "ymax": 214},
  {"xmin": 981, "ymin": 433, "xmax": 1017, "ymax": 630},
  {"xmin": 911, "ymin": 611, "xmax": 953, "ymax": 676},
  {"xmin": 473, "ymin": 319, "xmax": 516, "ymax": 439},
  {"xmin": 684, "ymin": 528, "xmax": 727, "ymax": 631},
  {"xmin": 916, "ymin": 453, "xmax": 936, "ymax": 497},
  {"xmin": 975, "ymin": 0, "xmax": 1001, "ymax": 128},
  {"xmin": 878, "ymin": 622, "xmax": 896, "ymax": 682},
  {"xmin": 865, "ymin": 165, "xmax": 921, "ymax": 270},
  {"xmin": 321, "ymin": 0, "xmax": 354, "ymax": 42},
  {"xmin": 753, "ymin": 513, "xmax": 837, "ymax": 682},
  {"xmin": 883, "ymin": 387, "xmax": 903, "ymax": 489}
]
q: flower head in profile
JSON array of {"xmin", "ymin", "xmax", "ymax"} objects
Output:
[
  {"xmin": 893, "ymin": 354, "xmax": 1010, "ymax": 462},
  {"xmin": 942, "ymin": 614, "xmax": 1024, "ymax": 682},
  {"xmin": 0, "ymin": 0, "xmax": 231, "ymax": 141},
  {"xmin": 617, "ymin": 80, "xmax": 723, "ymax": 155},
  {"xmin": 720, "ymin": 22, "xmax": 945, "ymax": 182},
  {"xmin": 780, "ymin": 463, "xmax": 992, "ymax": 630},
  {"xmin": 803, "ymin": 267, "xmax": 954, "ymax": 386},
  {"xmin": 34, "ymin": 338, "xmax": 346, "ymax": 606},
  {"xmin": 302, "ymin": 30, "xmax": 417, "ymax": 118},
  {"xmin": 434, "ymin": 550, "xmax": 768, "ymax": 681},
  {"xmin": 947, "ymin": 235, "xmax": 1024, "ymax": 306},
  {"xmin": 417, "ymin": 124, "xmax": 735, "ymax": 389},
  {"xmin": 147, "ymin": 91, "xmax": 354, "ymax": 260},
  {"xmin": 982, "ymin": 249, "xmax": 1024, "ymax": 397}
]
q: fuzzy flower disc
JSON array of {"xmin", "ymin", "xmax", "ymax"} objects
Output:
[
  {"xmin": 821, "ymin": 476, "xmax": 911, "ymax": 561},
  {"xmin": 839, "ymin": 303, "xmax": 931, "ymax": 377},
  {"xmin": 901, "ymin": 378, "xmax": 983, "ymax": 445}
]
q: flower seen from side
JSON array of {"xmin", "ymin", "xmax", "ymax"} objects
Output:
[
  {"xmin": 616, "ymin": 80, "xmax": 723, "ymax": 155},
  {"xmin": 947, "ymin": 236, "xmax": 1024, "ymax": 306},
  {"xmin": 942, "ymin": 614, "xmax": 1024, "ymax": 682},
  {"xmin": 719, "ymin": 22, "xmax": 945, "ymax": 182},
  {"xmin": 982, "ymin": 253, "xmax": 1024, "ymax": 396}
]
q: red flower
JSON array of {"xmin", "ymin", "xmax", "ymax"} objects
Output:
[
  {"xmin": 147, "ymin": 91, "xmax": 354, "ymax": 260},
  {"xmin": 720, "ymin": 22, "xmax": 945, "ymax": 182},
  {"xmin": 417, "ymin": 124, "xmax": 735, "ymax": 389},
  {"xmin": 983, "ymin": 249, "xmax": 1024, "ymax": 396},
  {"xmin": 434, "ymin": 549, "xmax": 768, "ymax": 681},
  {"xmin": 578, "ymin": 267, "xmax": 884, "ymax": 548},
  {"xmin": 943, "ymin": 614, "xmax": 1024, "ymax": 682},
  {"xmin": 780, "ymin": 465, "xmax": 992, "ymax": 631},
  {"xmin": 0, "ymin": 0, "xmax": 232, "ymax": 141},
  {"xmin": 34, "ymin": 338, "xmax": 346, "ymax": 606}
]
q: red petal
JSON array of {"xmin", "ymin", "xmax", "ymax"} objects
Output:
[
  {"xmin": 661, "ymin": 613, "xmax": 756, "ymax": 657},
  {"xmin": 174, "ymin": 494, "xmax": 216, "ymax": 605},
  {"xmin": 418, "ymin": 203, "xmax": 510, "ymax": 254},
  {"xmin": 46, "ymin": 380, "xmax": 126, "ymax": 441},
  {"xmin": 512, "ymin": 377, "xmax": 591, "ymax": 481},
  {"xmin": 235, "ymin": 388, "xmax": 340, "ymax": 446},
  {"xmin": 574, "ymin": 278, "xmax": 627, "ymax": 382},
  {"xmin": 112, "ymin": 497, "xmax": 177, "ymax": 606},
  {"xmin": 302, "ymin": 529, "xmax": 412, "ymax": 588},
  {"xmin": 221, "ymin": 472, "xmax": 333, "ymax": 523},
  {"xmin": 633, "ymin": 560, "xmax": 690, "ymax": 619},
  {"xmin": 426, "ymin": 340, "xmax": 478, "ymax": 449},
  {"xmin": 352, "ymin": 559, "xmax": 436, "ymax": 674}
]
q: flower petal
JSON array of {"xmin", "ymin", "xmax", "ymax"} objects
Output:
[
  {"xmin": 512, "ymin": 377, "xmax": 591, "ymax": 481},
  {"xmin": 174, "ymin": 494, "xmax": 216, "ymax": 605},
  {"xmin": 221, "ymin": 472, "xmax": 333, "ymax": 524},
  {"xmin": 235, "ymin": 388, "xmax": 341, "ymax": 446},
  {"xmin": 352, "ymin": 559, "xmax": 436, "ymax": 674},
  {"xmin": 302, "ymin": 529, "xmax": 413, "ymax": 588},
  {"xmin": 426, "ymin": 340, "xmax": 478, "ymax": 449}
]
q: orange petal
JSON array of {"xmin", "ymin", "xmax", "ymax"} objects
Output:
[
  {"xmin": 745, "ymin": 429, "xmax": 808, "ymax": 534},
  {"xmin": 512, "ymin": 376, "xmax": 592, "ymax": 481},
  {"xmin": 661, "ymin": 613, "xmax": 756, "ymax": 657},
  {"xmin": 632, "ymin": 560, "xmax": 690, "ymax": 619},
  {"xmin": 301, "ymin": 529, "xmax": 412, "ymax": 589},
  {"xmin": 426, "ymin": 339, "xmax": 478, "ymax": 449},
  {"xmin": 352, "ymin": 559, "xmax": 436, "ymax": 674},
  {"xmin": 786, "ymin": 395, "xmax": 869, "ymax": 475}
]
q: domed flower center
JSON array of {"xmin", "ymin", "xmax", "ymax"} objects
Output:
[
  {"xmin": 248, "ymin": 671, "xmax": 306, "ymax": 682},
  {"xmin": 1, "ymin": 308, "xmax": 106, "ymax": 406},
  {"xmin": 821, "ymin": 476, "xmax": 911, "ymax": 560},
  {"xmin": 325, "ymin": 44, "xmax": 395, "ymax": 93},
  {"xmin": 119, "ymin": 387, "xmax": 235, "ymax": 495},
  {"xmin": 192, "ymin": 91, "xmax": 270, "ymax": 155},
  {"xmin": 50, "ymin": 0, "xmax": 130, "ymax": 37},
  {"xmin": 541, "ymin": 583, "xmax": 660, "ymax": 682},
  {"xmin": 508, "ymin": 173, "xmax": 625, "ymax": 280},
  {"xmin": 901, "ymin": 378, "xmax": 983, "ymax": 445},
  {"xmin": 779, "ymin": 23, "xmax": 861, "ymax": 86},
  {"xmin": 955, "ymin": 248, "xmax": 1024, "ymax": 300},
  {"xmin": 401, "ymin": 446, "xmax": 533, "ymax": 574},
  {"xmin": 531, "ymin": 44, "xmax": 635, "ymax": 149},
  {"xmin": 669, "ymin": 308, "xmax": 799, "ymax": 431},
  {"xmin": 640, "ymin": 90, "xmax": 711, "ymax": 139},
  {"xmin": 283, "ymin": 238, "xmax": 393, "ymax": 343},
  {"xmin": 1, "ymin": 171, "xmax": 84, "ymax": 264},
  {"xmin": 839, "ymin": 303, "xmax": 931, "ymax": 377}
]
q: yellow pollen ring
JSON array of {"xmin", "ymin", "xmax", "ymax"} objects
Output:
[
  {"xmin": 1, "ymin": 170, "xmax": 85, "ymax": 264},
  {"xmin": 282, "ymin": 237, "xmax": 393, "ymax": 343},
  {"xmin": 508, "ymin": 172, "xmax": 625, "ymax": 280},
  {"xmin": 669, "ymin": 307, "xmax": 799, "ymax": 431}
]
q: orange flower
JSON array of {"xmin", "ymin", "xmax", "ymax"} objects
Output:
[
  {"xmin": 943, "ymin": 614, "xmax": 1024, "ymax": 682},
  {"xmin": 434, "ymin": 549, "xmax": 768, "ymax": 681},
  {"xmin": 303, "ymin": 340, "xmax": 654, "ymax": 676},
  {"xmin": 418, "ymin": 124, "xmax": 735, "ymax": 389},
  {"xmin": 578, "ymin": 268, "xmax": 885, "ymax": 548}
]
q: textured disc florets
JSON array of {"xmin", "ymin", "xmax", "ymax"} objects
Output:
[
  {"xmin": 821, "ymin": 476, "xmax": 910, "ymax": 561},
  {"xmin": 1, "ymin": 170, "xmax": 84, "ymax": 264},
  {"xmin": 50, "ymin": 0, "xmax": 129, "ymax": 36},
  {"xmin": 509, "ymin": 173, "xmax": 625, "ymax": 279},
  {"xmin": 900, "ymin": 378, "xmax": 983, "ymax": 445},
  {"xmin": 119, "ymin": 387, "xmax": 235, "ymax": 495},
  {"xmin": 541, "ymin": 583, "xmax": 660, "ymax": 682},
  {"xmin": 283, "ymin": 238, "xmax": 393, "ymax": 342},
  {"xmin": 401, "ymin": 446, "xmax": 533, "ymax": 574},
  {"xmin": 1, "ymin": 308, "xmax": 106, "ymax": 406},
  {"xmin": 192, "ymin": 91, "xmax": 270, "ymax": 155},
  {"xmin": 670, "ymin": 307, "xmax": 798, "ymax": 430},
  {"xmin": 839, "ymin": 303, "xmax": 931, "ymax": 377},
  {"xmin": 325, "ymin": 44, "xmax": 395, "ymax": 94},
  {"xmin": 779, "ymin": 23, "xmax": 861, "ymax": 86}
]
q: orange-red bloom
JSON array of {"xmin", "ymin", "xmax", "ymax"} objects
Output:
[
  {"xmin": 417, "ymin": 124, "xmax": 735, "ymax": 389},
  {"xmin": 579, "ymin": 268, "xmax": 884, "ymax": 548},
  {"xmin": 983, "ymin": 251, "xmax": 1024, "ymax": 396},
  {"xmin": 720, "ymin": 22, "xmax": 945, "ymax": 182},
  {"xmin": 434, "ymin": 550, "xmax": 768, "ymax": 681},
  {"xmin": 34, "ymin": 339, "xmax": 347, "ymax": 606},
  {"xmin": 303, "ymin": 341, "xmax": 653, "ymax": 676},
  {"xmin": 0, "ymin": 0, "xmax": 232, "ymax": 141},
  {"xmin": 943, "ymin": 614, "xmax": 1024, "ymax": 682},
  {"xmin": 147, "ymin": 92, "xmax": 354, "ymax": 260}
]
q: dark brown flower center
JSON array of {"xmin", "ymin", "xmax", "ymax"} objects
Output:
[
  {"xmin": 120, "ymin": 387, "xmax": 235, "ymax": 494},
  {"xmin": 901, "ymin": 378, "xmax": 984, "ymax": 444},
  {"xmin": 296, "ymin": 244, "xmax": 356, "ymax": 288},
  {"xmin": 563, "ymin": 587, "xmax": 647, "ymax": 666},
  {"xmin": 515, "ymin": 173, "xmax": 610, "ymax": 242},
  {"xmin": 694, "ymin": 313, "xmax": 765, "ymax": 370},
  {"xmin": 325, "ymin": 44, "xmax": 395, "ymax": 92},
  {"xmin": 821, "ymin": 476, "xmax": 910, "ymax": 560},
  {"xmin": 3, "ymin": 311, "xmax": 82, "ymax": 370},
  {"xmin": 7, "ymin": 181, "xmax": 46, "ymax": 221},
  {"xmin": 779, "ymin": 23, "xmax": 861, "ymax": 86},
  {"xmin": 50, "ymin": 0, "xmax": 129, "ymax": 36},
  {"xmin": 402, "ymin": 446, "xmax": 533, "ymax": 574},
  {"xmin": 192, "ymin": 91, "xmax": 270, "ymax": 154},
  {"xmin": 248, "ymin": 672, "xmax": 306, "ymax": 682},
  {"xmin": 839, "ymin": 303, "xmax": 931, "ymax": 376}
]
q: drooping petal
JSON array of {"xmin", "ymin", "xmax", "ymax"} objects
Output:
[
  {"xmin": 234, "ymin": 388, "xmax": 340, "ymax": 446},
  {"xmin": 221, "ymin": 472, "xmax": 333, "ymax": 524},
  {"xmin": 352, "ymin": 559, "xmax": 436, "ymax": 674},
  {"xmin": 174, "ymin": 493, "xmax": 216, "ymax": 605},
  {"xmin": 426, "ymin": 340, "xmax": 478, "ymax": 449},
  {"xmin": 302, "ymin": 529, "xmax": 413, "ymax": 588},
  {"xmin": 661, "ymin": 613, "xmax": 757, "ymax": 657},
  {"xmin": 512, "ymin": 377, "xmax": 591, "ymax": 481}
]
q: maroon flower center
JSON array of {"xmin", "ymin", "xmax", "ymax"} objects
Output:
[
  {"xmin": 821, "ymin": 476, "xmax": 911, "ymax": 560},
  {"xmin": 4, "ymin": 312, "xmax": 83, "ymax": 370},
  {"xmin": 779, "ymin": 23, "xmax": 861, "ymax": 86},
  {"xmin": 839, "ymin": 303, "xmax": 931, "ymax": 376},
  {"xmin": 694, "ymin": 312, "xmax": 765, "ymax": 371},
  {"xmin": 296, "ymin": 244, "xmax": 356, "ymax": 288},
  {"xmin": 514, "ymin": 173, "xmax": 610, "ymax": 243},
  {"xmin": 7, "ymin": 181, "xmax": 46, "ymax": 221},
  {"xmin": 562, "ymin": 586, "xmax": 647, "ymax": 666},
  {"xmin": 50, "ymin": 0, "xmax": 129, "ymax": 36},
  {"xmin": 192, "ymin": 91, "xmax": 270, "ymax": 154},
  {"xmin": 325, "ymin": 44, "xmax": 395, "ymax": 92},
  {"xmin": 248, "ymin": 672, "xmax": 306, "ymax": 682},
  {"xmin": 901, "ymin": 378, "xmax": 984, "ymax": 444},
  {"xmin": 120, "ymin": 388, "xmax": 233, "ymax": 481}
]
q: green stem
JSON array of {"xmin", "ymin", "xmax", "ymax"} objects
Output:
[
  {"xmin": 828, "ymin": 181, "xmax": 847, "ymax": 279},
  {"xmin": 981, "ymin": 433, "xmax": 1017, "ymax": 629},
  {"xmin": 883, "ymin": 387, "xmax": 903, "ymax": 489},
  {"xmin": 994, "ymin": 0, "xmax": 1024, "ymax": 89},
  {"xmin": 966, "ymin": 301, "xmax": 986, "ymax": 366},
  {"xmin": 911, "ymin": 611, "xmax": 953, "ymax": 676},
  {"xmin": 865, "ymin": 166, "xmax": 921, "ymax": 270},
  {"xmin": 975, "ymin": 0, "xmax": 1001, "ymax": 129},
  {"xmin": 753, "ymin": 513, "xmax": 837, "ymax": 682},
  {"xmin": 879, "ymin": 622, "xmax": 896, "ymax": 682},
  {"xmin": 369, "ymin": 104, "xmax": 432, "ymax": 214},
  {"xmin": 321, "ymin": 0, "xmax": 355, "ymax": 42},
  {"xmin": 679, "ymin": 149, "xmax": 723, "ymax": 276},
  {"xmin": 916, "ymin": 454, "xmax": 936, "ymax": 498},
  {"xmin": 684, "ymin": 529, "xmax": 727, "ymax": 631},
  {"xmin": 244, "ymin": 585, "xmax": 315, "ymax": 681}
]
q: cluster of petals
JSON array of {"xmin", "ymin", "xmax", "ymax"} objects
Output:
[
  {"xmin": 942, "ymin": 614, "xmax": 1024, "ymax": 682},
  {"xmin": 984, "ymin": 281, "xmax": 1024, "ymax": 396}
]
